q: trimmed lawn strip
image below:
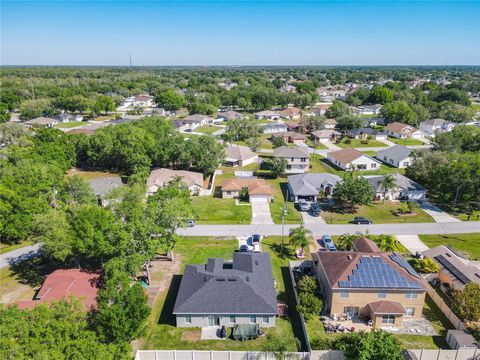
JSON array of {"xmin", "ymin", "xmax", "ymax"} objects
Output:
[
  {"xmin": 141, "ymin": 236, "xmax": 301, "ymax": 351},
  {"xmin": 55, "ymin": 122, "xmax": 88, "ymax": 129},
  {"xmin": 320, "ymin": 203, "xmax": 434, "ymax": 224},
  {"xmin": 305, "ymin": 138, "xmax": 328, "ymax": 150},
  {"xmin": 388, "ymin": 137, "xmax": 424, "ymax": 146},
  {"xmin": 336, "ymin": 139, "xmax": 387, "ymax": 149},
  {"xmin": 452, "ymin": 211, "xmax": 480, "ymax": 222},
  {"xmin": 0, "ymin": 241, "xmax": 33, "ymax": 255},
  {"xmin": 267, "ymin": 179, "xmax": 302, "ymax": 224},
  {"xmin": 191, "ymin": 197, "xmax": 251, "ymax": 224},
  {"xmin": 194, "ymin": 125, "xmax": 223, "ymax": 134},
  {"xmin": 419, "ymin": 233, "xmax": 480, "ymax": 260}
]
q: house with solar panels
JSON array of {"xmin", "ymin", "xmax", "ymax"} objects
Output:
[{"xmin": 312, "ymin": 237, "xmax": 426, "ymax": 328}]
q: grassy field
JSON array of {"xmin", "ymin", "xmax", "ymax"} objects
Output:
[
  {"xmin": 267, "ymin": 179, "xmax": 302, "ymax": 224},
  {"xmin": 194, "ymin": 125, "xmax": 223, "ymax": 134},
  {"xmin": 141, "ymin": 236, "xmax": 301, "ymax": 351},
  {"xmin": 0, "ymin": 241, "xmax": 33, "ymax": 255},
  {"xmin": 336, "ymin": 138, "xmax": 387, "ymax": 149},
  {"xmin": 451, "ymin": 210, "xmax": 480, "ymax": 222},
  {"xmin": 191, "ymin": 197, "xmax": 251, "ymax": 224},
  {"xmin": 320, "ymin": 202, "xmax": 434, "ymax": 224},
  {"xmin": 419, "ymin": 233, "xmax": 480, "ymax": 260},
  {"xmin": 68, "ymin": 169, "xmax": 121, "ymax": 181},
  {"xmin": 305, "ymin": 138, "xmax": 328, "ymax": 150},
  {"xmin": 388, "ymin": 137, "xmax": 424, "ymax": 146},
  {"xmin": 55, "ymin": 121, "xmax": 87, "ymax": 129}
]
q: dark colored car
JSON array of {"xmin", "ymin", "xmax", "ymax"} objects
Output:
[
  {"xmin": 186, "ymin": 219, "xmax": 195, "ymax": 227},
  {"xmin": 252, "ymin": 234, "xmax": 262, "ymax": 243},
  {"xmin": 351, "ymin": 217, "xmax": 373, "ymax": 224},
  {"xmin": 310, "ymin": 203, "xmax": 321, "ymax": 217}
]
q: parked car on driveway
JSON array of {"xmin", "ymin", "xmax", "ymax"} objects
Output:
[
  {"xmin": 320, "ymin": 235, "xmax": 336, "ymax": 251},
  {"xmin": 296, "ymin": 199, "xmax": 310, "ymax": 212},
  {"xmin": 186, "ymin": 219, "xmax": 195, "ymax": 227},
  {"xmin": 310, "ymin": 203, "xmax": 321, "ymax": 217},
  {"xmin": 351, "ymin": 216, "xmax": 373, "ymax": 224}
]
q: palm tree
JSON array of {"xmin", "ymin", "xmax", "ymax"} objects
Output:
[
  {"xmin": 289, "ymin": 226, "xmax": 312, "ymax": 252},
  {"xmin": 379, "ymin": 174, "xmax": 396, "ymax": 203}
]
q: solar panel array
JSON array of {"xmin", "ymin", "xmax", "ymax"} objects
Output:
[
  {"xmin": 390, "ymin": 253, "xmax": 421, "ymax": 278},
  {"xmin": 435, "ymin": 255, "xmax": 471, "ymax": 285},
  {"xmin": 338, "ymin": 256, "xmax": 421, "ymax": 289}
]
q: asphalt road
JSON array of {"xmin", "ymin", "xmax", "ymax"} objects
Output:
[{"xmin": 2, "ymin": 222, "xmax": 479, "ymax": 268}]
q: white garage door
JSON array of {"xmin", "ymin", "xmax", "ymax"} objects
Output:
[{"xmin": 250, "ymin": 195, "xmax": 269, "ymax": 203}]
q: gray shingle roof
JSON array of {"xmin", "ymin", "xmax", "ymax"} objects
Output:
[
  {"xmin": 274, "ymin": 146, "xmax": 310, "ymax": 158},
  {"xmin": 288, "ymin": 173, "xmax": 341, "ymax": 196},
  {"xmin": 364, "ymin": 173, "xmax": 425, "ymax": 193},
  {"xmin": 376, "ymin": 145, "xmax": 413, "ymax": 163},
  {"xmin": 173, "ymin": 252, "xmax": 277, "ymax": 315},
  {"xmin": 88, "ymin": 176, "xmax": 123, "ymax": 197}
]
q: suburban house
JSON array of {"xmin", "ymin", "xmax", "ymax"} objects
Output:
[
  {"xmin": 273, "ymin": 146, "xmax": 310, "ymax": 174},
  {"xmin": 327, "ymin": 148, "xmax": 381, "ymax": 171},
  {"xmin": 217, "ymin": 110, "xmax": 244, "ymax": 121},
  {"xmin": 133, "ymin": 95, "xmax": 154, "ymax": 107},
  {"xmin": 312, "ymin": 129, "xmax": 341, "ymax": 142},
  {"xmin": 262, "ymin": 122, "xmax": 288, "ymax": 134},
  {"xmin": 88, "ymin": 175, "xmax": 124, "ymax": 206},
  {"xmin": 312, "ymin": 237, "xmax": 426, "ymax": 328},
  {"xmin": 419, "ymin": 118, "xmax": 456, "ymax": 136},
  {"xmin": 173, "ymin": 252, "xmax": 278, "ymax": 328},
  {"xmin": 422, "ymin": 246, "xmax": 480, "ymax": 292},
  {"xmin": 23, "ymin": 117, "xmax": 58, "ymax": 128},
  {"xmin": 364, "ymin": 174, "xmax": 427, "ymax": 201},
  {"xmin": 287, "ymin": 173, "xmax": 342, "ymax": 202},
  {"xmin": 147, "ymin": 168, "xmax": 204, "ymax": 195},
  {"xmin": 323, "ymin": 118, "xmax": 338, "ymax": 129},
  {"xmin": 224, "ymin": 145, "xmax": 258, "ymax": 167},
  {"xmin": 254, "ymin": 110, "xmax": 281, "ymax": 120},
  {"xmin": 184, "ymin": 114, "xmax": 215, "ymax": 125},
  {"xmin": 17, "ymin": 269, "xmax": 100, "ymax": 310},
  {"xmin": 312, "ymin": 104, "xmax": 331, "ymax": 116},
  {"xmin": 221, "ymin": 178, "xmax": 272, "ymax": 203},
  {"xmin": 54, "ymin": 113, "xmax": 83, "ymax": 123},
  {"xmin": 280, "ymin": 107, "xmax": 302, "ymax": 120},
  {"xmin": 346, "ymin": 128, "xmax": 388, "ymax": 141},
  {"xmin": 376, "ymin": 145, "xmax": 414, "ymax": 168},
  {"xmin": 271, "ymin": 131, "xmax": 306, "ymax": 145},
  {"xmin": 384, "ymin": 122, "xmax": 424, "ymax": 139},
  {"xmin": 284, "ymin": 120, "xmax": 302, "ymax": 132},
  {"xmin": 352, "ymin": 104, "xmax": 382, "ymax": 116}
]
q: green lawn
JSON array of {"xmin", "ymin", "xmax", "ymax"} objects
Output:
[
  {"xmin": 305, "ymin": 138, "xmax": 328, "ymax": 150},
  {"xmin": 233, "ymin": 134, "xmax": 274, "ymax": 150},
  {"xmin": 191, "ymin": 197, "xmax": 251, "ymax": 224},
  {"xmin": 360, "ymin": 150, "xmax": 378, "ymax": 157},
  {"xmin": 0, "ymin": 241, "xmax": 33, "ymax": 255},
  {"xmin": 55, "ymin": 121, "xmax": 87, "ymax": 129},
  {"xmin": 419, "ymin": 233, "xmax": 480, "ymax": 260},
  {"xmin": 452, "ymin": 211, "xmax": 480, "ymax": 222},
  {"xmin": 336, "ymin": 138, "xmax": 387, "ymax": 149},
  {"xmin": 388, "ymin": 137, "xmax": 424, "ymax": 146},
  {"xmin": 267, "ymin": 179, "xmax": 302, "ymax": 224},
  {"xmin": 141, "ymin": 236, "xmax": 300, "ymax": 351},
  {"xmin": 320, "ymin": 202, "xmax": 434, "ymax": 224},
  {"xmin": 194, "ymin": 125, "xmax": 223, "ymax": 134}
]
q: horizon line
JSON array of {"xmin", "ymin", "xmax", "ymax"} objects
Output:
[{"xmin": 1, "ymin": 64, "xmax": 479, "ymax": 68}]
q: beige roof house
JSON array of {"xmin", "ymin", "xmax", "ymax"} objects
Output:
[
  {"xmin": 384, "ymin": 122, "xmax": 423, "ymax": 139},
  {"xmin": 221, "ymin": 178, "xmax": 273, "ymax": 203},
  {"xmin": 147, "ymin": 168, "xmax": 204, "ymax": 195},
  {"xmin": 225, "ymin": 145, "xmax": 258, "ymax": 167},
  {"xmin": 23, "ymin": 117, "xmax": 58, "ymax": 128},
  {"xmin": 327, "ymin": 148, "xmax": 381, "ymax": 171}
]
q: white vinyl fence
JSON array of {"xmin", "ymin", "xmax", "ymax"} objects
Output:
[{"xmin": 135, "ymin": 351, "xmax": 309, "ymax": 360}]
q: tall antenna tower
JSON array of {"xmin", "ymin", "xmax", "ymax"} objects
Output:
[{"xmin": 129, "ymin": 52, "xmax": 133, "ymax": 66}]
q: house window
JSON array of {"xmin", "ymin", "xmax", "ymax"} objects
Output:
[
  {"xmin": 185, "ymin": 315, "xmax": 192, "ymax": 324},
  {"xmin": 382, "ymin": 315, "xmax": 395, "ymax": 324},
  {"xmin": 229, "ymin": 315, "xmax": 236, "ymax": 324},
  {"xmin": 357, "ymin": 164, "xmax": 367, "ymax": 170},
  {"xmin": 262, "ymin": 316, "xmax": 269, "ymax": 324},
  {"xmin": 405, "ymin": 307, "xmax": 415, "ymax": 316},
  {"xmin": 402, "ymin": 162, "xmax": 409, "ymax": 167},
  {"xmin": 405, "ymin": 291, "xmax": 417, "ymax": 299},
  {"xmin": 226, "ymin": 191, "xmax": 231, "ymax": 195},
  {"xmin": 371, "ymin": 163, "xmax": 377, "ymax": 168},
  {"xmin": 291, "ymin": 158, "xmax": 294, "ymax": 162},
  {"xmin": 301, "ymin": 158, "xmax": 306, "ymax": 163},
  {"xmin": 378, "ymin": 290, "xmax": 387, "ymax": 299},
  {"xmin": 340, "ymin": 290, "xmax": 349, "ymax": 298},
  {"xmin": 250, "ymin": 315, "xmax": 256, "ymax": 324},
  {"xmin": 383, "ymin": 156, "xmax": 388, "ymax": 161},
  {"xmin": 286, "ymin": 165, "xmax": 292, "ymax": 170}
]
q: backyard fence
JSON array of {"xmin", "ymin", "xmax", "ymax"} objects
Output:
[
  {"xmin": 201, "ymin": 170, "xmax": 222, "ymax": 196},
  {"xmin": 134, "ymin": 351, "xmax": 310, "ymax": 360},
  {"xmin": 405, "ymin": 349, "xmax": 480, "ymax": 360},
  {"xmin": 288, "ymin": 260, "xmax": 314, "ymax": 354},
  {"xmin": 425, "ymin": 283, "xmax": 467, "ymax": 331}
]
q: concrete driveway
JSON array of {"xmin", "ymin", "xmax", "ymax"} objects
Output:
[
  {"xmin": 251, "ymin": 200, "xmax": 274, "ymax": 225},
  {"xmin": 302, "ymin": 211, "xmax": 326, "ymax": 224},
  {"xmin": 419, "ymin": 202, "xmax": 461, "ymax": 223},
  {"xmin": 396, "ymin": 235, "xmax": 429, "ymax": 254}
]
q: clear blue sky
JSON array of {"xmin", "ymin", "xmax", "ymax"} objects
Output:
[{"xmin": 1, "ymin": 1, "xmax": 479, "ymax": 66}]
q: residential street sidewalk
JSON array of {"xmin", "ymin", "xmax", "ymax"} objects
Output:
[
  {"xmin": 396, "ymin": 235, "xmax": 429, "ymax": 254},
  {"xmin": 0, "ymin": 244, "xmax": 41, "ymax": 269}
]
